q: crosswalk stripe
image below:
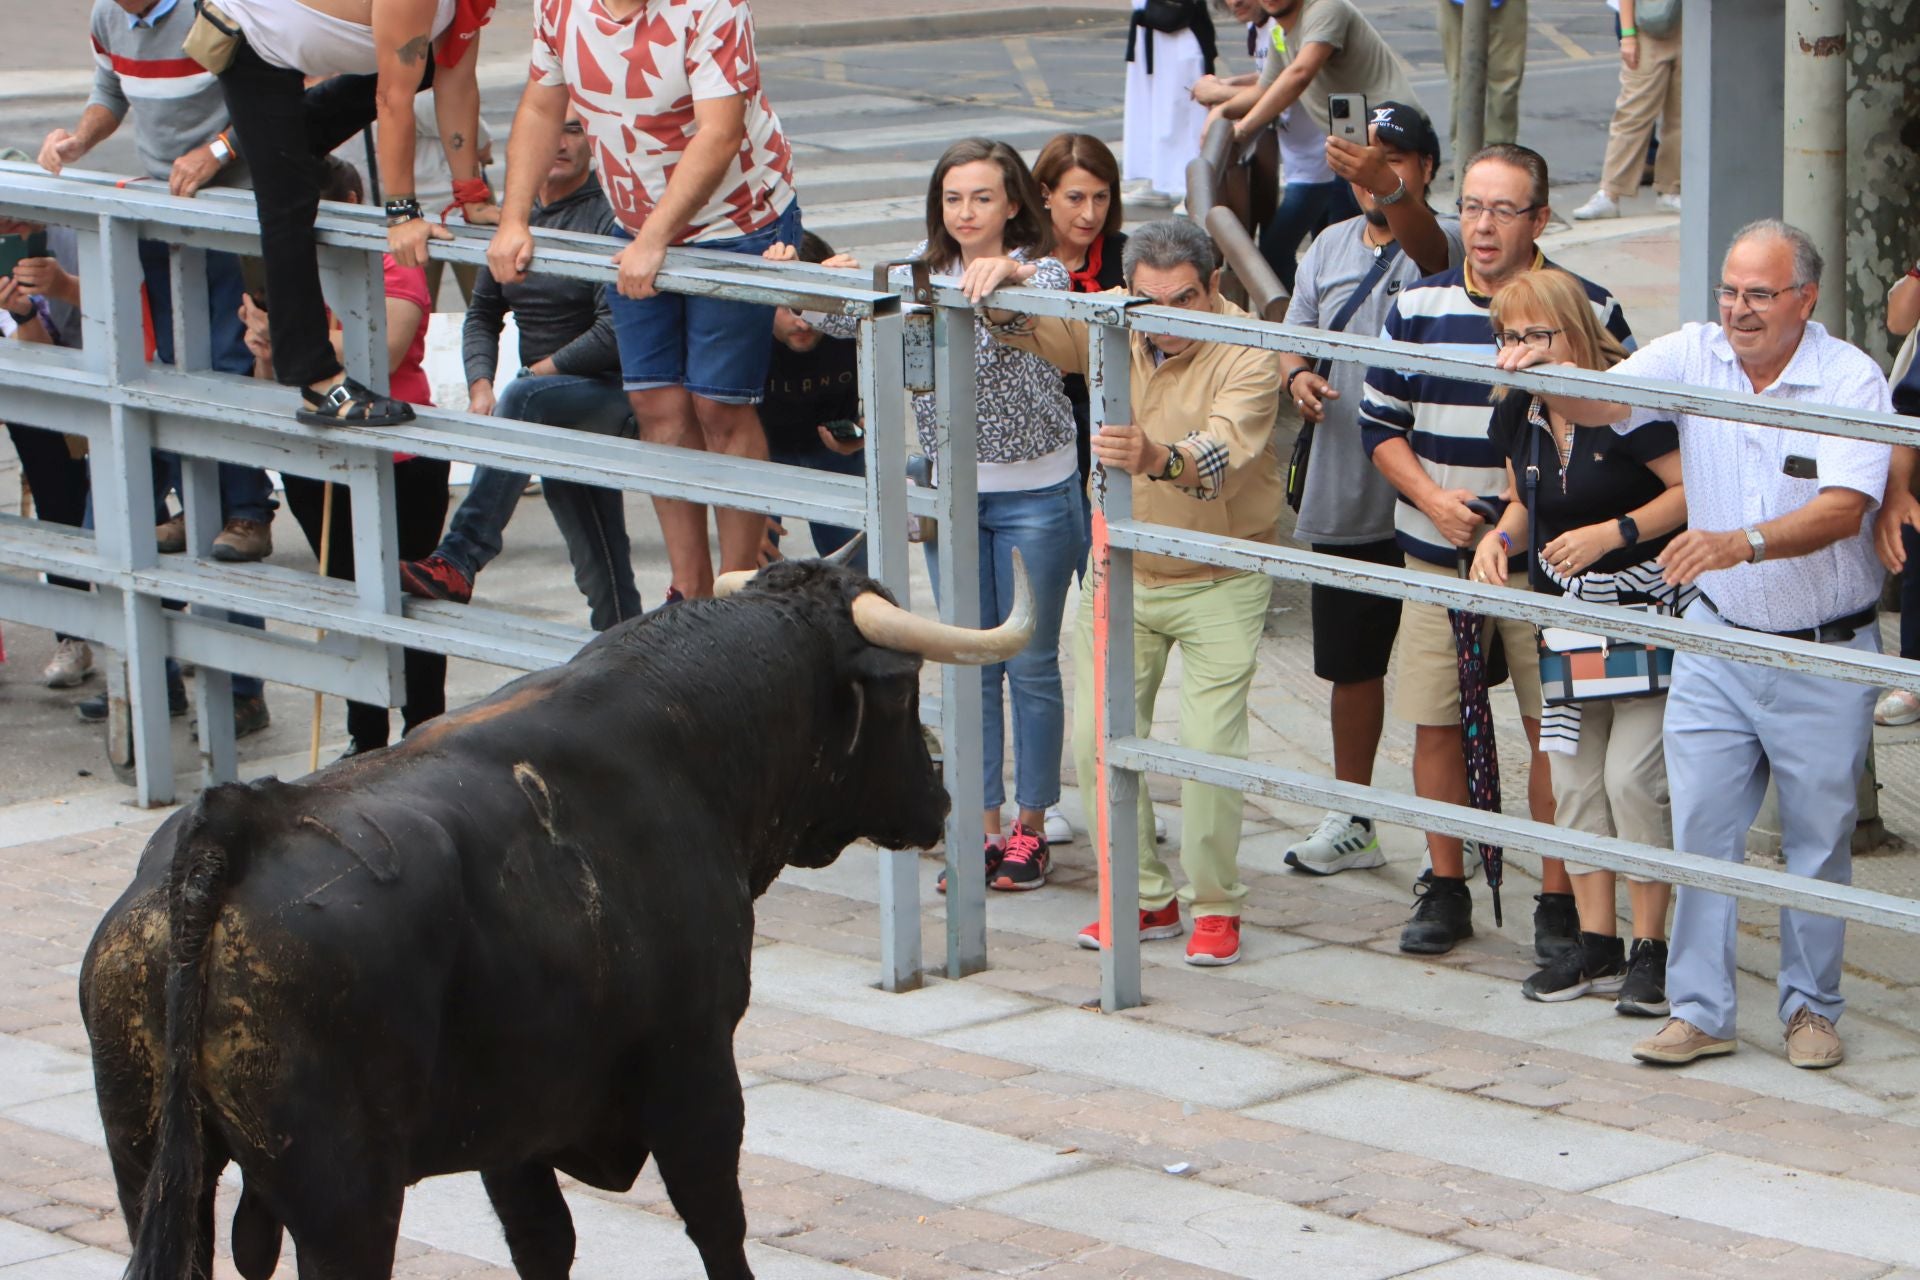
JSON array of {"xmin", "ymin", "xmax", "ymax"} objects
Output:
[{"xmin": 795, "ymin": 113, "xmax": 1113, "ymax": 153}]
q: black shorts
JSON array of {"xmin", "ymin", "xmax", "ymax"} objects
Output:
[{"xmin": 1310, "ymin": 538, "xmax": 1405, "ymax": 684}]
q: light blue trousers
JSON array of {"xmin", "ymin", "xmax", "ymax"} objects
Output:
[{"xmin": 1663, "ymin": 602, "xmax": 1880, "ymax": 1040}]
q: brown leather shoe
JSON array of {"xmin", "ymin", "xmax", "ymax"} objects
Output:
[
  {"xmin": 1632, "ymin": 1017, "xmax": 1735, "ymax": 1065},
  {"xmin": 1785, "ymin": 1007, "xmax": 1844, "ymax": 1069},
  {"xmin": 156, "ymin": 514, "xmax": 186, "ymax": 553},
  {"xmin": 211, "ymin": 518, "xmax": 273, "ymax": 563}
]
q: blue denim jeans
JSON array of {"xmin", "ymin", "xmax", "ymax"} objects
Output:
[
  {"xmin": 1258, "ymin": 181, "xmax": 1362, "ymax": 294},
  {"xmin": 927, "ymin": 476, "xmax": 1081, "ymax": 811},
  {"xmin": 138, "ymin": 240, "xmax": 276, "ymax": 524},
  {"xmin": 436, "ymin": 373, "xmax": 642, "ymax": 632},
  {"xmin": 768, "ymin": 435, "xmax": 866, "ymax": 569}
]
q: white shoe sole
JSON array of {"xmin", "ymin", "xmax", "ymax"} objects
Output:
[
  {"xmin": 1615, "ymin": 995, "xmax": 1671, "ymax": 1017},
  {"xmin": 1633, "ymin": 1038, "xmax": 1734, "ymax": 1064},
  {"xmin": 1077, "ymin": 921, "xmax": 1183, "ymax": 950},
  {"xmin": 1185, "ymin": 947, "xmax": 1240, "ymax": 966},
  {"xmin": 43, "ymin": 668, "xmax": 94, "ymax": 689},
  {"xmin": 1284, "ymin": 845, "xmax": 1386, "ymax": 876},
  {"xmin": 1523, "ymin": 972, "xmax": 1625, "ymax": 1003}
]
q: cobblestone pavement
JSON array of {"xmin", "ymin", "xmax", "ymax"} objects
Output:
[{"xmin": 3, "ymin": 761, "xmax": 1919, "ymax": 1279}]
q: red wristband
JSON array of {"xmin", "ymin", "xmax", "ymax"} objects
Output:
[
  {"xmin": 441, "ymin": 176, "xmax": 494, "ymax": 223},
  {"xmin": 1908, "ymin": 266, "xmax": 1920, "ymax": 282}
]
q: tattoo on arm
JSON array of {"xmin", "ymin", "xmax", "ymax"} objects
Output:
[
  {"xmin": 450, "ymin": 132, "xmax": 465, "ymax": 151},
  {"xmin": 395, "ymin": 34, "xmax": 431, "ymax": 66}
]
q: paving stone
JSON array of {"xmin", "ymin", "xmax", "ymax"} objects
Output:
[
  {"xmin": 933, "ymin": 1008, "xmax": 1344, "ymax": 1111},
  {"xmin": 1246, "ymin": 1077, "xmax": 1701, "ymax": 1193},
  {"xmin": 975, "ymin": 1167, "xmax": 1462, "ymax": 1279},
  {"xmin": 0, "ymin": 1095, "xmax": 103, "ymax": 1151},
  {"xmin": 0, "ymin": 1037, "xmax": 94, "ymax": 1112},
  {"xmin": 0, "ymin": 1245, "xmax": 124, "ymax": 1278},
  {"xmin": 1593, "ymin": 1153, "xmax": 1920, "ymax": 1269},
  {"xmin": 1398, "ymin": 1257, "xmax": 1586, "ymax": 1278},
  {"xmin": 750, "ymin": 944, "xmax": 1042, "ymax": 1038},
  {"xmin": 745, "ymin": 1083, "xmax": 1084, "ymax": 1203},
  {"xmin": 0, "ymin": 1219, "xmax": 81, "ymax": 1266}
]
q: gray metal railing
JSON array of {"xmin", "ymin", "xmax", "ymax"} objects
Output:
[{"xmin": 7, "ymin": 164, "xmax": 1920, "ymax": 1018}]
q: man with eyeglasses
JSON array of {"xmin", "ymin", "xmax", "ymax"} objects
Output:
[
  {"xmin": 1359, "ymin": 143, "xmax": 1634, "ymax": 959},
  {"xmin": 1499, "ymin": 219, "xmax": 1894, "ymax": 1071}
]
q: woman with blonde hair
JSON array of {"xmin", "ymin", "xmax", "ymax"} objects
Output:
[{"xmin": 1471, "ymin": 268, "xmax": 1688, "ymax": 1015}]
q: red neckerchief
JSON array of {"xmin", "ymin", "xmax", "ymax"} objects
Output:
[{"xmin": 1068, "ymin": 235, "xmax": 1104, "ymax": 294}]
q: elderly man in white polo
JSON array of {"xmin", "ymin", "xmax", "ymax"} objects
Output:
[{"xmin": 1501, "ymin": 219, "xmax": 1892, "ymax": 1070}]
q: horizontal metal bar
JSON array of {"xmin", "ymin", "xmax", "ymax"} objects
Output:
[
  {"xmin": 1113, "ymin": 738, "xmax": 1920, "ymax": 935},
  {"xmin": 1120, "ymin": 306, "xmax": 1920, "ymax": 450},
  {"xmin": 1111, "ymin": 521, "xmax": 1920, "ymax": 688},
  {"xmin": 0, "ymin": 164, "xmax": 899, "ymax": 317},
  {"xmin": 0, "ymin": 518, "xmax": 580, "ymax": 672}
]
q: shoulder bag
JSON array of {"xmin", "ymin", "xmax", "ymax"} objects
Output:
[
  {"xmin": 183, "ymin": 0, "xmax": 244, "ymax": 75},
  {"xmin": 1285, "ymin": 242, "xmax": 1400, "ymax": 512},
  {"xmin": 1633, "ymin": 0, "xmax": 1682, "ymax": 39},
  {"xmin": 1524, "ymin": 410, "xmax": 1674, "ymax": 703}
]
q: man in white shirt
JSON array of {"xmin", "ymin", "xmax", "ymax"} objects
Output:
[{"xmin": 1503, "ymin": 219, "xmax": 1893, "ymax": 1070}]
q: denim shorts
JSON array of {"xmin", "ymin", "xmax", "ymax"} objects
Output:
[{"xmin": 608, "ymin": 199, "xmax": 803, "ymax": 404}]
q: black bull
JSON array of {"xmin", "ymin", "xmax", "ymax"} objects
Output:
[{"xmin": 81, "ymin": 557, "xmax": 1026, "ymax": 1279}]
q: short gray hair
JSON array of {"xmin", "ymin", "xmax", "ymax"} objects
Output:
[
  {"xmin": 1729, "ymin": 218, "xmax": 1824, "ymax": 287},
  {"xmin": 1121, "ymin": 218, "xmax": 1217, "ymax": 286}
]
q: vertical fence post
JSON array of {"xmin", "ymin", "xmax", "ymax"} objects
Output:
[
  {"xmin": 1089, "ymin": 319, "xmax": 1140, "ymax": 1012},
  {"xmin": 861, "ymin": 308, "xmax": 923, "ymax": 992},
  {"xmin": 170, "ymin": 244, "xmax": 239, "ymax": 784},
  {"xmin": 932, "ymin": 303, "xmax": 986, "ymax": 978},
  {"xmin": 83, "ymin": 213, "xmax": 174, "ymax": 806},
  {"xmin": 1453, "ymin": 0, "xmax": 1491, "ymax": 186}
]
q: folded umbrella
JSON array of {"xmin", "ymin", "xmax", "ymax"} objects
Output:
[{"xmin": 1452, "ymin": 500, "xmax": 1505, "ymax": 927}]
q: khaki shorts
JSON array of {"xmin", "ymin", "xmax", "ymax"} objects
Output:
[
  {"xmin": 1551, "ymin": 693, "xmax": 1670, "ymax": 880},
  {"xmin": 1391, "ymin": 556, "xmax": 1543, "ymax": 726}
]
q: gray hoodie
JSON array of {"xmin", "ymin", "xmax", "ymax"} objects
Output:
[{"xmin": 462, "ymin": 179, "xmax": 622, "ymax": 385}]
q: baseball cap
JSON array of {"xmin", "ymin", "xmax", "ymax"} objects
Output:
[{"xmin": 1369, "ymin": 102, "xmax": 1441, "ymax": 168}]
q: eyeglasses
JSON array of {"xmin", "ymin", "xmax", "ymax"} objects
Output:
[
  {"xmin": 1493, "ymin": 327, "xmax": 1562, "ymax": 351},
  {"xmin": 1713, "ymin": 283, "xmax": 1804, "ymax": 312},
  {"xmin": 1457, "ymin": 200, "xmax": 1542, "ymax": 225}
]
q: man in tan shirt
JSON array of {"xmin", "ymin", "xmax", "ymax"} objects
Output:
[{"xmin": 988, "ymin": 218, "xmax": 1283, "ymax": 966}]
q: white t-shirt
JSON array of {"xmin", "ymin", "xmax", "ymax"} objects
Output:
[
  {"xmin": 223, "ymin": 0, "xmax": 458, "ymax": 76},
  {"xmin": 530, "ymin": 0, "xmax": 795, "ymax": 243}
]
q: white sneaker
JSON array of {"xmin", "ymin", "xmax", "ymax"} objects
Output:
[
  {"xmin": 1656, "ymin": 192, "xmax": 1682, "ymax": 214},
  {"xmin": 42, "ymin": 638, "xmax": 95, "ymax": 688},
  {"xmin": 1284, "ymin": 813, "xmax": 1386, "ymax": 876},
  {"xmin": 1043, "ymin": 805, "xmax": 1073, "ymax": 844},
  {"xmin": 1154, "ymin": 810, "xmax": 1168, "ymax": 843},
  {"xmin": 1571, "ymin": 190, "xmax": 1620, "ymax": 221},
  {"xmin": 1463, "ymin": 840, "xmax": 1484, "ymax": 881},
  {"xmin": 1876, "ymin": 689, "xmax": 1920, "ymax": 727}
]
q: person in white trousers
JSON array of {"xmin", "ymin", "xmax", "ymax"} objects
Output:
[
  {"xmin": 1123, "ymin": 0, "xmax": 1214, "ymax": 203},
  {"xmin": 1572, "ymin": 0, "xmax": 1682, "ymax": 220}
]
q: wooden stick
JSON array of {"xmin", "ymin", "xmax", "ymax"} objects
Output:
[{"xmin": 308, "ymin": 480, "xmax": 335, "ymax": 774}]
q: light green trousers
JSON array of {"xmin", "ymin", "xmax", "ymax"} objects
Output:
[
  {"xmin": 1072, "ymin": 571, "xmax": 1272, "ymax": 917},
  {"xmin": 1438, "ymin": 0, "xmax": 1530, "ymax": 149}
]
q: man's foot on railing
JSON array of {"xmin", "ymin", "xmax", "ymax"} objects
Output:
[
  {"xmin": 156, "ymin": 514, "xmax": 186, "ymax": 554},
  {"xmin": 399, "ymin": 554, "xmax": 473, "ymax": 604},
  {"xmin": 297, "ymin": 375, "xmax": 415, "ymax": 428},
  {"xmin": 211, "ymin": 518, "xmax": 272, "ymax": 562}
]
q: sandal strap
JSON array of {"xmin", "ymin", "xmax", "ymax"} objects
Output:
[{"xmin": 302, "ymin": 377, "xmax": 403, "ymax": 423}]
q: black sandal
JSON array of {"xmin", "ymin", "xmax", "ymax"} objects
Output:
[{"xmin": 296, "ymin": 376, "xmax": 416, "ymax": 428}]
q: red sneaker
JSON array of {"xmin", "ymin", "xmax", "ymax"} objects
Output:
[
  {"xmin": 1076, "ymin": 901, "xmax": 1182, "ymax": 950},
  {"xmin": 1185, "ymin": 915, "xmax": 1241, "ymax": 966},
  {"xmin": 399, "ymin": 553, "xmax": 473, "ymax": 604}
]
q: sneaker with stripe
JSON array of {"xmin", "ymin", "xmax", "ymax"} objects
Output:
[
  {"xmin": 990, "ymin": 822, "xmax": 1049, "ymax": 891},
  {"xmin": 1284, "ymin": 813, "xmax": 1385, "ymax": 876}
]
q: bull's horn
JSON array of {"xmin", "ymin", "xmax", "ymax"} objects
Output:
[
  {"xmin": 851, "ymin": 548, "xmax": 1034, "ymax": 665},
  {"xmin": 712, "ymin": 570, "xmax": 758, "ymax": 598},
  {"xmin": 821, "ymin": 532, "xmax": 866, "ymax": 568}
]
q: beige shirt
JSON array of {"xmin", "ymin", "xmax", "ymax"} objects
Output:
[
  {"xmin": 991, "ymin": 293, "xmax": 1284, "ymax": 587},
  {"xmin": 1258, "ymin": 0, "xmax": 1420, "ymax": 131}
]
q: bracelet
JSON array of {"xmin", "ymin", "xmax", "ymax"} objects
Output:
[
  {"xmin": 1495, "ymin": 530, "xmax": 1512, "ymax": 552},
  {"xmin": 1285, "ymin": 366, "xmax": 1313, "ymax": 393},
  {"xmin": 442, "ymin": 176, "xmax": 495, "ymax": 223},
  {"xmin": 1619, "ymin": 25, "xmax": 1638, "ymax": 36},
  {"xmin": 385, "ymin": 195, "xmax": 423, "ymax": 224}
]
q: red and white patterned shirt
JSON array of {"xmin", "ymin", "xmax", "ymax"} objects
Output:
[{"xmin": 530, "ymin": 0, "xmax": 795, "ymax": 244}]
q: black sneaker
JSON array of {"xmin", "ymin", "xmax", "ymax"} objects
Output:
[
  {"xmin": 1522, "ymin": 931, "xmax": 1626, "ymax": 1003},
  {"xmin": 1616, "ymin": 937, "xmax": 1671, "ymax": 1017},
  {"xmin": 936, "ymin": 837, "xmax": 1006, "ymax": 895},
  {"xmin": 990, "ymin": 822, "xmax": 1049, "ymax": 891},
  {"xmin": 1399, "ymin": 874, "xmax": 1473, "ymax": 954},
  {"xmin": 1532, "ymin": 893, "xmax": 1580, "ymax": 964},
  {"xmin": 76, "ymin": 677, "xmax": 188, "ymax": 723}
]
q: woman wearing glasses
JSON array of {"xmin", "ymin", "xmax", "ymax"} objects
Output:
[{"xmin": 1469, "ymin": 268, "xmax": 1686, "ymax": 1015}]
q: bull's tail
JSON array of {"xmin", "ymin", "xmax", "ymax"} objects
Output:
[{"xmin": 126, "ymin": 781, "xmax": 263, "ymax": 1280}]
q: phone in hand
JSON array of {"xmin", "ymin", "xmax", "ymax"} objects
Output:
[
  {"xmin": 1327, "ymin": 93, "xmax": 1369, "ymax": 145},
  {"xmin": 822, "ymin": 419, "xmax": 864, "ymax": 443},
  {"xmin": 0, "ymin": 230, "xmax": 49, "ymax": 279}
]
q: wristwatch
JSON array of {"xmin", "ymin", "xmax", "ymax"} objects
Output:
[
  {"xmin": 1375, "ymin": 177, "xmax": 1410, "ymax": 207},
  {"xmin": 1156, "ymin": 444, "xmax": 1186, "ymax": 483},
  {"xmin": 1743, "ymin": 526, "xmax": 1768, "ymax": 564},
  {"xmin": 209, "ymin": 132, "xmax": 234, "ymax": 166},
  {"xmin": 1616, "ymin": 515, "xmax": 1640, "ymax": 547}
]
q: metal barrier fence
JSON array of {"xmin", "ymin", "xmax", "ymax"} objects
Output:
[{"xmin": 5, "ymin": 164, "xmax": 1920, "ymax": 1017}]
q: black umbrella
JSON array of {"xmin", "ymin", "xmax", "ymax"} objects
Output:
[{"xmin": 1451, "ymin": 499, "xmax": 1505, "ymax": 927}]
